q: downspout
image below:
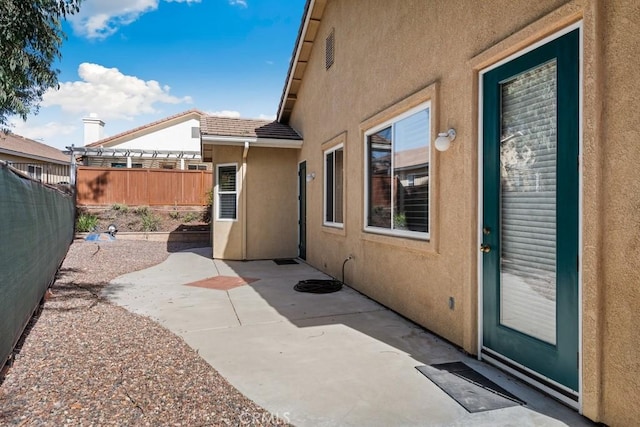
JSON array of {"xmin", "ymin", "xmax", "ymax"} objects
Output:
[{"xmin": 242, "ymin": 141, "xmax": 250, "ymax": 260}]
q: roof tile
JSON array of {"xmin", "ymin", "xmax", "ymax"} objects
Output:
[
  {"xmin": 0, "ymin": 133, "xmax": 69, "ymax": 163},
  {"xmin": 200, "ymin": 116, "xmax": 302, "ymax": 140}
]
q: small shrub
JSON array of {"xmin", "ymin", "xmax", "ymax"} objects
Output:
[
  {"xmin": 112, "ymin": 203, "xmax": 129, "ymax": 213},
  {"xmin": 133, "ymin": 205, "xmax": 150, "ymax": 215},
  {"xmin": 393, "ymin": 213, "xmax": 407, "ymax": 229},
  {"xmin": 169, "ymin": 210, "xmax": 181, "ymax": 220},
  {"xmin": 199, "ymin": 190, "xmax": 214, "ymax": 224},
  {"xmin": 202, "ymin": 207, "xmax": 212, "ymax": 224},
  {"xmin": 140, "ymin": 213, "xmax": 160, "ymax": 232},
  {"xmin": 183, "ymin": 212, "xmax": 198, "ymax": 223},
  {"xmin": 204, "ymin": 189, "xmax": 213, "ymax": 207},
  {"xmin": 77, "ymin": 214, "xmax": 99, "ymax": 232}
]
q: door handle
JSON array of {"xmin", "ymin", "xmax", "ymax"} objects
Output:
[{"xmin": 480, "ymin": 244, "xmax": 491, "ymax": 253}]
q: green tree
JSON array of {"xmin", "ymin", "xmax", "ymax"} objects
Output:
[{"xmin": 0, "ymin": 0, "xmax": 82, "ymax": 129}]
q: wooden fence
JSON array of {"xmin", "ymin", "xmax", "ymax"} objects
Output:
[{"xmin": 76, "ymin": 167, "xmax": 213, "ymax": 206}]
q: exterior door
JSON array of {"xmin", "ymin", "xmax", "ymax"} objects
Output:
[
  {"xmin": 481, "ymin": 29, "xmax": 579, "ymax": 396},
  {"xmin": 298, "ymin": 161, "xmax": 307, "ymax": 259}
]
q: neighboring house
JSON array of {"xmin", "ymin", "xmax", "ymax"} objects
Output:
[
  {"xmin": 201, "ymin": 1, "xmax": 640, "ymax": 425},
  {"xmin": 0, "ymin": 132, "xmax": 70, "ymax": 184},
  {"xmin": 75, "ymin": 109, "xmax": 208, "ymax": 170}
]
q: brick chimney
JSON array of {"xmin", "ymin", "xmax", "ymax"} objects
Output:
[{"xmin": 82, "ymin": 113, "xmax": 105, "ymax": 145}]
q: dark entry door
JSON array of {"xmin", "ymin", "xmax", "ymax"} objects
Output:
[
  {"xmin": 298, "ymin": 161, "xmax": 307, "ymax": 259},
  {"xmin": 481, "ymin": 29, "xmax": 579, "ymax": 395}
]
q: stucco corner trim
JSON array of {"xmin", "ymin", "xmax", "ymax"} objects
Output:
[
  {"xmin": 469, "ymin": 3, "xmax": 584, "ymax": 72},
  {"xmin": 359, "ymin": 82, "xmax": 439, "ymax": 132},
  {"xmin": 322, "ymin": 224, "xmax": 346, "ymax": 237},
  {"xmin": 321, "ymin": 131, "xmax": 347, "ymax": 151}
]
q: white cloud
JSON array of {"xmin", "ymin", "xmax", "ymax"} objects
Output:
[
  {"xmin": 10, "ymin": 120, "xmax": 77, "ymax": 144},
  {"xmin": 207, "ymin": 110, "xmax": 241, "ymax": 118},
  {"xmin": 69, "ymin": 0, "xmax": 157, "ymax": 39},
  {"xmin": 229, "ymin": 0, "xmax": 248, "ymax": 8},
  {"xmin": 258, "ymin": 113, "xmax": 276, "ymax": 121},
  {"xmin": 70, "ymin": 0, "xmax": 200, "ymax": 40},
  {"xmin": 42, "ymin": 63, "xmax": 192, "ymax": 120}
]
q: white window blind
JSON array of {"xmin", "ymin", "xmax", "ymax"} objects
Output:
[
  {"xmin": 217, "ymin": 165, "xmax": 237, "ymax": 220},
  {"xmin": 499, "ymin": 60, "xmax": 558, "ymax": 344},
  {"xmin": 324, "ymin": 146, "xmax": 344, "ymax": 226}
]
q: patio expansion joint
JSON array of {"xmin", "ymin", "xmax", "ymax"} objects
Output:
[{"xmin": 227, "ymin": 290, "xmax": 243, "ymax": 326}]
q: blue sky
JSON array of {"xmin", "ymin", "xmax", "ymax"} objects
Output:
[{"xmin": 11, "ymin": 0, "xmax": 306, "ymax": 149}]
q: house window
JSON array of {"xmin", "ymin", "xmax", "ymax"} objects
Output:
[
  {"xmin": 111, "ymin": 162, "xmax": 143, "ymax": 168},
  {"xmin": 188, "ymin": 164, "xmax": 208, "ymax": 171},
  {"xmin": 325, "ymin": 28, "xmax": 335, "ymax": 70},
  {"xmin": 28, "ymin": 165, "xmax": 43, "ymax": 180},
  {"xmin": 216, "ymin": 164, "xmax": 238, "ymax": 220},
  {"xmin": 324, "ymin": 145, "xmax": 344, "ymax": 227},
  {"xmin": 160, "ymin": 162, "xmax": 175, "ymax": 170},
  {"xmin": 365, "ymin": 102, "xmax": 430, "ymax": 238}
]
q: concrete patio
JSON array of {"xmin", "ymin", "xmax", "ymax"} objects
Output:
[{"xmin": 103, "ymin": 247, "xmax": 591, "ymax": 426}]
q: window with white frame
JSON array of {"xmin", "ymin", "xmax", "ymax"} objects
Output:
[
  {"xmin": 365, "ymin": 102, "xmax": 430, "ymax": 238},
  {"xmin": 188, "ymin": 164, "xmax": 208, "ymax": 171},
  {"xmin": 28, "ymin": 165, "xmax": 43, "ymax": 180},
  {"xmin": 216, "ymin": 164, "xmax": 238, "ymax": 220},
  {"xmin": 324, "ymin": 144, "xmax": 344, "ymax": 227}
]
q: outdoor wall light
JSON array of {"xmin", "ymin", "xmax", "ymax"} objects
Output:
[
  {"xmin": 435, "ymin": 128, "xmax": 457, "ymax": 152},
  {"xmin": 306, "ymin": 172, "xmax": 316, "ymax": 182}
]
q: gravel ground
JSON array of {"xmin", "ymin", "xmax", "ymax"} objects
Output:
[{"xmin": 0, "ymin": 240, "xmax": 289, "ymax": 426}]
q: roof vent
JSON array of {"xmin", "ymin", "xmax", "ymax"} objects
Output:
[{"xmin": 325, "ymin": 28, "xmax": 335, "ymax": 70}]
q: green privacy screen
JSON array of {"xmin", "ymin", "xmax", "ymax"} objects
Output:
[{"xmin": 0, "ymin": 162, "xmax": 74, "ymax": 368}]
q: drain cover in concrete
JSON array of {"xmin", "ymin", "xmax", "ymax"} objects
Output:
[
  {"xmin": 185, "ymin": 276, "xmax": 259, "ymax": 291},
  {"xmin": 416, "ymin": 362, "xmax": 525, "ymax": 413}
]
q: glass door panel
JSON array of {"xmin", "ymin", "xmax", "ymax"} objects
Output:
[{"xmin": 499, "ymin": 61, "xmax": 558, "ymax": 345}]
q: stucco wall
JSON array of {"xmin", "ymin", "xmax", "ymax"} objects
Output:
[
  {"xmin": 289, "ymin": 0, "xmax": 572, "ymax": 361},
  {"xmin": 211, "ymin": 145, "xmax": 243, "ymax": 260},
  {"xmin": 597, "ymin": 1, "xmax": 640, "ymax": 425},
  {"xmin": 287, "ymin": 0, "xmax": 639, "ymax": 423},
  {"xmin": 246, "ymin": 147, "xmax": 299, "ymax": 260},
  {"xmin": 211, "ymin": 145, "xmax": 299, "ymax": 261}
]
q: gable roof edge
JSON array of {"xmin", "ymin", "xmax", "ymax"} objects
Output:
[
  {"xmin": 276, "ymin": 0, "xmax": 326, "ymax": 123},
  {"xmin": 86, "ymin": 109, "xmax": 204, "ymax": 148}
]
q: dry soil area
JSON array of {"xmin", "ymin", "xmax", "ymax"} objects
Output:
[
  {"xmin": 79, "ymin": 205, "xmax": 211, "ymax": 233},
  {"xmin": 0, "ymin": 240, "xmax": 288, "ymax": 426}
]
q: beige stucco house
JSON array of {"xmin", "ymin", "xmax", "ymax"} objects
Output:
[
  {"xmin": 0, "ymin": 132, "xmax": 70, "ymax": 184},
  {"xmin": 202, "ymin": 1, "xmax": 640, "ymax": 424}
]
